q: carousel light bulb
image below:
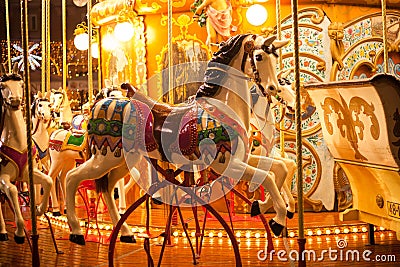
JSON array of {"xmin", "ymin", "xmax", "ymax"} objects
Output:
[
  {"xmin": 316, "ymin": 229, "xmax": 322, "ymax": 236},
  {"xmin": 173, "ymin": 231, "xmax": 179, "ymax": 237},
  {"xmin": 289, "ymin": 231, "xmax": 295, "ymax": 238},
  {"xmin": 325, "ymin": 229, "xmax": 331, "ymax": 235},
  {"xmin": 209, "ymin": 232, "xmax": 214, "ymax": 238},
  {"xmin": 245, "ymin": 232, "xmax": 251, "ymax": 238},
  {"xmin": 114, "ymin": 21, "xmax": 135, "ymax": 42},
  {"xmin": 246, "ymin": 4, "xmax": 268, "ymax": 26},
  {"xmin": 102, "ymin": 32, "xmax": 118, "ymax": 51},
  {"xmin": 334, "ymin": 228, "xmax": 340, "ymax": 234},
  {"xmin": 255, "ymin": 232, "xmax": 261, "ymax": 239},
  {"xmin": 191, "ymin": 231, "xmax": 196, "ymax": 237},
  {"xmin": 217, "ymin": 232, "xmax": 223, "ymax": 238},
  {"xmin": 91, "ymin": 42, "xmax": 99, "ymax": 58},
  {"xmin": 307, "ymin": 230, "xmax": 313, "ymax": 236},
  {"xmin": 361, "ymin": 226, "xmax": 368, "ymax": 232},
  {"xmin": 74, "ymin": 31, "xmax": 89, "ymax": 51}
]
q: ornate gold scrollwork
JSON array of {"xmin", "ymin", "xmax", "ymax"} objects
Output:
[
  {"xmin": 328, "ymin": 22, "xmax": 345, "ymax": 71},
  {"xmin": 321, "ymin": 94, "xmax": 380, "ymax": 161}
]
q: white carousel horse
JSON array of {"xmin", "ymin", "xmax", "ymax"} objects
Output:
[
  {"xmin": 50, "ymin": 87, "xmax": 73, "ymax": 130},
  {"xmin": 0, "ymin": 63, "xmax": 53, "ymax": 244},
  {"xmin": 32, "ymin": 91, "xmax": 52, "ymax": 172},
  {"xmin": 249, "ymin": 70, "xmax": 297, "ymax": 218},
  {"xmin": 65, "ymin": 34, "xmax": 291, "ymax": 245}
]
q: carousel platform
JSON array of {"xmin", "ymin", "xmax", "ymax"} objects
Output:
[{"xmin": 0, "ymin": 203, "xmax": 399, "ymax": 266}]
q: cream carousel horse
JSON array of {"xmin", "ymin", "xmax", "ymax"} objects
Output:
[
  {"xmin": 50, "ymin": 87, "xmax": 73, "ymax": 130},
  {"xmin": 65, "ymin": 34, "xmax": 292, "ymax": 245},
  {"xmin": 32, "ymin": 91, "xmax": 52, "ymax": 172},
  {"xmin": 0, "ymin": 64, "xmax": 53, "ymax": 243},
  {"xmin": 249, "ymin": 71, "xmax": 297, "ymax": 218}
]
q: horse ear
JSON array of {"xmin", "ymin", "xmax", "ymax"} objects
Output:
[
  {"xmin": 263, "ymin": 35, "xmax": 277, "ymax": 47},
  {"xmin": 279, "ymin": 69, "xmax": 292, "ymax": 79},
  {"xmin": 272, "ymin": 39, "xmax": 289, "ymax": 49},
  {"xmin": 12, "ymin": 62, "xmax": 19, "ymax": 74},
  {"xmin": 0, "ymin": 63, "xmax": 6, "ymax": 76},
  {"xmin": 45, "ymin": 91, "xmax": 51, "ymax": 100},
  {"xmin": 121, "ymin": 83, "xmax": 137, "ymax": 98},
  {"xmin": 37, "ymin": 91, "xmax": 43, "ymax": 99}
]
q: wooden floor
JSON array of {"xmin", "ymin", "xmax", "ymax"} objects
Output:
[{"xmin": 1, "ymin": 203, "xmax": 400, "ymax": 266}]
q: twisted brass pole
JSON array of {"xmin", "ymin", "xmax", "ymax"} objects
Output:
[
  {"xmin": 87, "ymin": 0, "xmax": 93, "ymax": 105},
  {"xmin": 41, "ymin": 0, "xmax": 46, "ymax": 93},
  {"xmin": 62, "ymin": 0, "xmax": 67, "ymax": 91},
  {"xmin": 46, "ymin": 0, "xmax": 51, "ymax": 91},
  {"xmin": 291, "ymin": 0, "xmax": 305, "ymax": 265},
  {"xmin": 21, "ymin": 0, "xmax": 40, "ymax": 265},
  {"xmin": 381, "ymin": 0, "xmax": 388, "ymax": 73},
  {"xmin": 5, "ymin": 0, "xmax": 11, "ymax": 73}
]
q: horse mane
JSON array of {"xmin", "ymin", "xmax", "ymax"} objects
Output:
[{"xmin": 196, "ymin": 34, "xmax": 251, "ymax": 98}]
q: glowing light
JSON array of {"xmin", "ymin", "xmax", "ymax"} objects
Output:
[
  {"xmin": 218, "ymin": 232, "xmax": 223, "ymax": 238},
  {"xmin": 352, "ymin": 227, "xmax": 358, "ymax": 233},
  {"xmin": 289, "ymin": 231, "xmax": 295, "ymax": 238},
  {"xmin": 74, "ymin": 32, "xmax": 89, "ymax": 51},
  {"xmin": 307, "ymin": 230, "xmax": 313, "ymax": 236},
  {"xmin": 255, "ymin": 233, "xmax": 261, "ymax": 238},
  {"xmin": 316, "ymin": 229, "xmax": 322, "ymax": 236},
  {"xmin": 235, "ymin": 231, "xmax": 242, "ymax": 238},
  {"xmin": 246, "ymin": 4, "xmax": 268, "ymax": 26},
  {"xmin": 209, "ymin": 232, "xmax": 214, "ymax": 238},
  {"xmin": 361, "ymin": 226, "xmax": 368, "ymax": 232},
  {"xmin": 245, "ymin": 232, "xmax": 251, "ymax": 238},
  {"xmin": 343, "ymin": 228, "xmax": 349, "ymax": 234},
  {"xmin": 334, "ymin": 228, "xmax": 340, "ymax": 234},
  {"xmin": 325, "ymin": 229, "xmax": 331, "ymax": 235},
  {"xmin": 102, "ymin": 33, "xmax": 118, "ymax": 51},
  {"xmin": 114, "ymin": 21, "xmax": 135, "ymax": 42},
  {"xmin": 173, "ymin": 231, "xmax": 179, "ymax": 237},
  {"xmin": 91, "ymin": 42, "xmax": 99, "ymax": 58},
  {"xmin": 191, "ymin": 231, "xmax": 196, "ymax": 237},
  {"xmin": 182, "ymin": 232, "xmax": 186, "ymax": 237}
]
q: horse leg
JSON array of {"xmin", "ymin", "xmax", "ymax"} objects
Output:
[
  {"xmin": 58, "ymin": 158, "xmax": 77, "ymax": 214},
  {"xmin": 210, "ymin": 156, "xmax": 287, "ymax": 235},
  {"xmin": 116, "ymin": 178, "xmax": 126, "ymax": 214},
  {"xmin": 0, "ymin": 202, "xmax": 9, "ymax": 241},
  {"xmin": 47, "ymin": 161, "xmax": 63, "ymax": 215},
  {"xmin": 0, "ymin": 176, "xmax": 25, "ymax": 243},
  {"xmin": 32, "ymin": 169, "xmax": 53, "ymax": 216},
  {"xmin": 65, "ymin": 156, "xmax": 125, "ymax": 245},
  {"xmin": 103, "ymin": 165, "xmax": 136, "ymax": 243},
  {"xmin": 278, "ymin": 156, "xmax": 296, "ymax": 217}
]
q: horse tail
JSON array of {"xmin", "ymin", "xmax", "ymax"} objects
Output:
[{"xmin": 95, "ymin": 174, "xmax": 109, "ymax": 193}]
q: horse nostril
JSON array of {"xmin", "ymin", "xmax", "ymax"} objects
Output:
[
  {"xmin": 277, "ymin": 89, "xmax": 282, "ymax": 93},
  {"xmin": 268, "ymin": 85, "xmax": 276, "ymax": 92}
]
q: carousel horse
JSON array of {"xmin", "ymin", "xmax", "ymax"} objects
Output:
[
  {"xmin": 0, "ymin": 63, "xmax": 53, "ymax": 244},
  {"xmin": 50, "ymin": 87, "xmax": 73, "ymax": 130},
  {"xmin": 65, "ymin": 34, "xmax": 292, "ymax": 245},
  {"xmin": 32, "ymin": 91, "xmax": 52, "ymax": 172},
  {"xmin": 249, "ymin": 70, "xmax": 297, "ymax": 218}
]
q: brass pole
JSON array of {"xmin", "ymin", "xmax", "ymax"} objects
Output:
[
  {"xmin": 381, "ymin": 0, "xmax": 389, "ymax": 73},
  {"xmin": 62, "ymin": 0, "xmax": 67, "ymax": 91},
  {"xmin": 87, "ymin": 0, "xmax": 93, "ymax": 105},
  {"xmin": 5, "ymin": 0, "xmax": 12, "ymax": 73},
  {"xmin": 291, "ymin": 0, "xmax": 305, "ymax": 265},
  {"xmin": 21, "ymin": 0, "xmax": 40, "ymax": 265},
  {"xmin": 41, "ymin": 0, "xmax": 46, "ymax": 93},
  {"xmin": 46, "ymin": 0, "xmax": 51, "ymax": 91},
  {"xmin": 167, "ymin": 0, "xmax": 173, "ymax": 104},
  {"xmin": 97, "ymin": 27, "xmax": 102, "ymax": 94},
  {"xmin": 276, "ymin": 0, "xmax": 285, "ymax": 158}
]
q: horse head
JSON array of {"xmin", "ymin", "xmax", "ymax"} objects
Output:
[
  {"xmin": 32, "ymin": 91, "xmax": 52, "ymax": 123},
  {"xmin": 50, "ymin": 87, "xmax": 65, "ymax": 113},
  {"xmin": 0, "ymin": 63, "xmax": 24, "ymax": 110}
]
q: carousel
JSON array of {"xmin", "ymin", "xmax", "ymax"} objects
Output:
[{"xmin": 0, "ymin": 0, "xmax": 400, "ymax": 266}]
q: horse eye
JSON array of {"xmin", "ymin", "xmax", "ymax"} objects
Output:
[
  {"xmin": 39, "ymin": 104, "xmax": 42, "ymax": 107},
  {"xmin": 255, "ymin": 54, "xmax": 263, "ymax": 61}
]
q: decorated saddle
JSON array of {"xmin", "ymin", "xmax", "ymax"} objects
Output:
[
  {"xmin": 88, "ymin": 91, "xmax": 248, "ymax": 162},
  {"xmin": 0, "ymin": 144, "xmax": 37, "ymax": 180}
]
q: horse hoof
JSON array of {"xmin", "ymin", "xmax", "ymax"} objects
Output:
[
  {"xmin": 14, "ymin": 235, "xmax": 25, "ymax": 244},
  {"xmin": 120, "ymin": 235, "xmax": 136, "ymax": 243},
  {"xmin": 0, "ymin": 233, "xmax": 9, "ymax": 241},
  {"xmin": 69, "ymin": 234, "xmax": 85, "ymax": 245},
  {"xmin": 286, "ymin": 210, "xmax": 294, "ymax": 219},
  {"xmin": 53, "ymin": 211, "xmax": 62, "ymax": 217},
  {"xmin": 250, "ymin": 201, "xmax": 261, "ymax": 217},
  {"xmin": 268, "ymin": 219, "xmax": 285, "ymax": 237}
]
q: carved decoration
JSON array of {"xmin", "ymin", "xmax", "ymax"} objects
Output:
[
  {"xmin": 328, "ymin": 22, "xmax": 345, "ymax": 70},
  {"xmin": 320, "ymin": 94, "xmax": 380, "ymax": 161}
]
